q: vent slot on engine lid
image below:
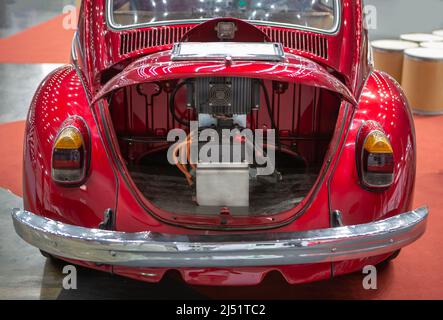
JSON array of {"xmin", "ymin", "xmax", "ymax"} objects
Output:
[
  {"xmin": 259, "ymin": 27, "xmax": 329, "ymax": 60},
  {"xmin": 119, "ymin": 26, "xmax": 193, "ymax": 56}
]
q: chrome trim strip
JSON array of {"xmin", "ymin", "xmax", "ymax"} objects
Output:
[
  {"xmin": 70, "ymin": 32, "xmax": 85, "ymax": 63},
  {"xmin": 12, "ymin": 207, "xmax": 428, "ymax": 268},
  {"xmin": 105, "ymin": 0, "xmax": 342, "ymax": 36},
  {"xmin": 71, "ymin": 32, "xmax": 78, "ymax": 62}
]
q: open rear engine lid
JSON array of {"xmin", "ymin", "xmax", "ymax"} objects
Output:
[{"xmin": 93, "ymin": 49, "xmax": 357, "ymax": 105}]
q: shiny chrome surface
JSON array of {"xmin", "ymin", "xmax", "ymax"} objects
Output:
[
  {"xmin": 12, "ymin": 207, "xmax": 428, "ymax": 268},
  {"xmin": 171, "ymin": 42, "xmax": 285, "ymax": 62}
]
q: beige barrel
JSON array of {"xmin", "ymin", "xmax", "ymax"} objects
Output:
[
  {"xmin": 301, "ymin": 12, "xmax": 335, "ymax": 30},
  {"xmin": 371, "ymin": 40, "xmax": 418, "ymax": 83},
  {"xmin": 433, "ymin": 30, "xmax": 443, "ymax": 37},
  {"xmin": 420, "ymin": 42, "xmax": 443, "ymax": 49},
  {"xmin": 400, "ymin": 33, "xmax": 443, "ymax": 43},
  {"xmin": 402, "ymin": 48, "xmax": 443, "ymax": 115}
]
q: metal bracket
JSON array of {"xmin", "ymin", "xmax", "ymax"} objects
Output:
[
  {"xmin": 98, "ymin": 208, "xmax": 114, "ymax": 230},
  {"xmin": 330, "ymin": 210, "xmax": 344, "ymax": 228}
]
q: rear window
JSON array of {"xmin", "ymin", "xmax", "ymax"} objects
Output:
[{"xmin": 109, "ymin": 0, "xmax": 339, "ymax": 33}]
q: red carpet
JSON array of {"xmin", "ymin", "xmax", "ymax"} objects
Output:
[
  {"xmin": 0, "ymin": 14, "xmax": 74, "ymax": 64},
  {"xmin": 0, "ymin": 121, "xmax": 24, "ymax": 196},
  {"xmin": 0, "ymin": 116, "xmax": 442, "ymax": 299}
]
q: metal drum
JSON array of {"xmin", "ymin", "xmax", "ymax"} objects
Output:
[
  {"xmin": 402, "ymin": 48, "xmax": 443, "ymax": 115},
  {"xmin": 298, "ymin": 12, "xmax": 335, "ymax": 30},
  {"xmin": 371, "ymin": 40, "xmax": 418, "ymax": 83},
  {"xmin": 420, "ymin": 42, "xmax": 443, "ymax": 49},
  {"xmin": 400, "ymin": 33, "xmax": 443, "ymax": 43}
]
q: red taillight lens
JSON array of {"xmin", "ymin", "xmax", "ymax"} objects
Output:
[
  {"xmin": 357, "ymin": 123, "xmax": 395, "ymax": 189},
  {"xmin": 52, "ymin": 118, "xmax": 89, "ymax": 184},
  {"xmin": 364, "ymin": 151, "xmax": 394, "ymax": 173},
  {"xmin": 362, "ymin": 150, "xmax": 394, "ymax": 186}
]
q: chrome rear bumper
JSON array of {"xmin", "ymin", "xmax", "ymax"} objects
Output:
[{"xmin": 11, "ymin": 207, "xmax": 428, "ymax": 268}]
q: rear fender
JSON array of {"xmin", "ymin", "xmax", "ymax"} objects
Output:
[
  {"xmin": 23, "ymin": 65, "xmax": 118, "ymax": 228},
  {"xmin": 328, "ymin": 71, "xmax": 416, "ymax": 225}
]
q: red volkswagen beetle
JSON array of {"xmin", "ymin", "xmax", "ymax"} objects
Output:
[{"xmin": 12, "ymin": 0, "xmax": 428, "ymax": 286}]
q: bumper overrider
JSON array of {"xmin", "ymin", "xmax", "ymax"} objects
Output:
[{"xmin": 11, "ymin": 208, "xmax": 428, "ymax": 268}]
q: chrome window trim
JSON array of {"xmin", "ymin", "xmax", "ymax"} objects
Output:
[{"xmin": 105, "ymin": 0, "xmax": 342, "ymax": 36}]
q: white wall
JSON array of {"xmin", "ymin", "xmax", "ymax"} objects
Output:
[{"xmin": 365, "ymin": 0, "xmax": 443, "ymax": 40}]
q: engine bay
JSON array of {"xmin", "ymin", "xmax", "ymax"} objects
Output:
[{"xmin": 108, "ymin": 76, "xmax": 341, "ymax": 215}]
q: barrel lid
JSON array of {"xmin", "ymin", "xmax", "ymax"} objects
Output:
[
  {"xmin": 400, "ymin": 33, "xmax": 443, "ymax": 43},
  {"xmin": 405, "ymin": 47, "xmax": 443, "ymax": 61},
  {"xmin": 433, "ymin": 30, "xmax": 443, "ymax": 37},
  {"xmin": 371, "ymin": 39, "xmax": 418, "ymax": 51},
  {"xmin": 420, "ymin": 41, "xmax": 443, "ymax": 49}
]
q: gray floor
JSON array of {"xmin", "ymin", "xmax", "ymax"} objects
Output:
[
  {"xmin": 0, "ymin": 0, "xmax": 75, "ymax": 38},
  {"xmin": 0, "ymin": 64, "xmax": 62, "ymax": 123},
  {"xmin": 0, "ymin": 189, "xmax": 60, "ymax": 299}
]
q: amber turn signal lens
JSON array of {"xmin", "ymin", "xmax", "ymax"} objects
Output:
[
  {"xmin": 54, "ymin": 127, "xmax": 83, "ymax": 150},
  {"xmin": 363, "ymin": 130, "xmax": 394, "ymax": 154}
]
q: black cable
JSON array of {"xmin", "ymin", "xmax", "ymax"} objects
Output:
[
  {"xmin": 259, "ymin": 80, "xmax": 281, "ymax": 149},
  {"xmin": 169, "ymin": 81, "xmax": 191, "ymax": 127}
]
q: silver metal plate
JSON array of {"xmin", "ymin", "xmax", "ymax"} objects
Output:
[
  {"xmin": 171, "ymin": 42, "xmax": 285, "ymax": 62},
  {"xmin": 196, "ymin": 162, "xmax": 249, "ymax": 207}
]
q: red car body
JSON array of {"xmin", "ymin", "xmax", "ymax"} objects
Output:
[{"xmin": 12, "ymin": 0, "xmax": 428, "ymax": 286}]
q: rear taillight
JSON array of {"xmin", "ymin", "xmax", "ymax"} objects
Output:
[
  {"xmin": 52, "ymin": 117, "xmax": 89, "ymax": 185},
  {"xmin": 357, "ymin": 122, "xmax": 395, "ymax": 189}
]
